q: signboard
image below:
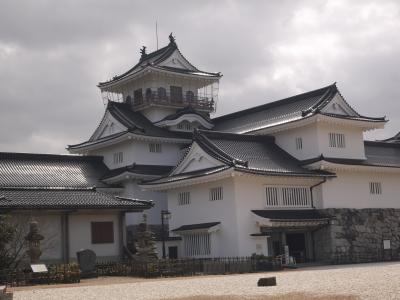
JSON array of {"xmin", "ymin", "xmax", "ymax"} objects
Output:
[
  {"xmin": 383, "ymin": 240, "xmax": 391, "ymax": 250},
  {"xmin": 30, "ymin": 264, "xmax": 48, "ymax": 273}
]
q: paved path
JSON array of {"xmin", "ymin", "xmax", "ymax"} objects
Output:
[{"xmin": 13, "ymin": 262, "xmax": 400, "ymax": 300}]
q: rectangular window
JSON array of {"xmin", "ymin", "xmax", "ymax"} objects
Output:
[
  {"xmin": 295, "ymin": 137, "xmax": 303, "ymax": 150},
  {"xmin": 178, "ymin": 191, "xmax": 190, "ymax": 205},
  {"xmin": 170, "ymin": 86, "xmax": 183, "ymax": 103},
  {"xmin": 369, "ymin": 182, "xmax": 382, "ymax": 195},
  {"xmin": 183, "ymin": 233, "xmax": 211, "ymax": 257},
  {"xmin": 329, "ymin": 133, "xmax": 346, "ymax": 148},
  {"xmin": 91, "ymin": 222, "xmax": 114, "ymax": 244},
  {"xmin": 134, "ymin": 88, "xmax": 143, "ymax": 104},
  {"xmin": 266, "ymin": 186, "xmax": 311, "ymax": 208},
  {"xmin": 210, "ymin": 187, "xmax": 223, "ymax": 201},
  {"xmin": 149, "ymin": 143, "xmax": 162, "ymax": 153},
  {"xmin": 177, "ymin": 122, "xmax": 192, "ymax": 131},
  {"xmin": 113, "ymin": 152, "xmax": 123, "ymax": 164}
]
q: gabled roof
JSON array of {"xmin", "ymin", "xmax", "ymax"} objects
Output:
[
  {"xmin": 171, "ymin": 222, "xmax": 221, "ymax": 232},
  {"xmin": 68, "ymin": 102, "xmax": 192, "ymax": 150},
  {"xmin": 191, "ymin": 130, "xmax": 332, "ymax": 177},
  {"xmin": 213, "ymin": 83, "xmax": 386, "ymax": 133},
  {"xmin": 0, "ymin": 152, "xmax": 111, "ymax": 188},
  {"xmin": 98, "ymin": 35, "xmax": 221, "ymax": 88},
  {"xmin": 301, "ymin": 141, "xmax": 400, "ymax": 169},
  {"xmin": 101, "ymin": 164, "xmax": 173, "ymax": 181},
  {"xmin": 142, "ymin": 130, "xmax": 334, "ymax": 188},
  {"xmin": 155, "ymin": 105, "xmax": 211, "ymax": 123}
]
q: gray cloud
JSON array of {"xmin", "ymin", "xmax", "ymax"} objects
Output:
[{"xmin": 0, "ymin": 0, "xmax": 399, "ymax": 153}]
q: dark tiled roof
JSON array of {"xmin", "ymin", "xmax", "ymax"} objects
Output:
[
  {"xmin": 378, "ymin": 132, "xmax": 400, "ymax": 144},
  {"xmin": 252, "ymin": 210, "xmax": 331, "ymax": 221},
  {"xmin": 0, "ymin": 188, "xmax": 153, "ymax": 210},
  {"xmin": 171, "ymin": 222, "xmax": 221, "ymax": 232},
  {"xmin": 194, "ymin": 130, "xmax": 331, "ymax": 177},
  {"xmin": 302, "ymin": 141, "xmax": 400, "ymax": 169},
  {"xmin": 104, "ymin": 102, "xmax": 192, "ymax": 139},
  {"xmin": 98, "ymin": 39, "xmax": 220, "ymax": 87},
  {"xmin": 102, "ymin": 164, "xmax": 174, "ymax": 180},
  {"xmin": 143, "ymin": 166, "xmax": 230, "ymax": 185},
  {"xmin": 0, "ymin": 152, "xmax": 111, "ymax": 188},
  {"xmin": 155, "ymin": 105, "xmax": 212, "ymax": 123},
  {"xmin": 213, "ymin": 84, "xmax": 385, "ymax": 133},
  {"xmin": 68, "ymin": 102, "xmax": 192, "ymax": 149}
]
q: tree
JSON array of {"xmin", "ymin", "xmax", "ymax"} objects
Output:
[{"xmin": 0, "ymin": 214, "xmax": 18, "ymax": 270}]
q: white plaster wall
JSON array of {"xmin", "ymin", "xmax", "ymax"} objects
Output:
[
  {"xmin": 274, "ymin": 123, "xmax": 320, "ymax": 160},
  {"xmin": 273, "ymin": 122, "xmax": 366, "ymax": 161},
  {"xmin": 68, "ymin": 212, "xmax": 120, "ymax": 259},
  {"xmin": 89, "ymin": 140, "xmax": 184, "ymax": 169},
  {"xmin": 317, "ymin": 122, "xmax": 366, "ymax": 159},
  {"xmin": 122, "ymin": 180, "xmax": 168, "ymax": 225},
  {"xmin": 321, "ymin": 170, "xmax": 400, "ymax": 208},
  {"xmin": 232, "ymin": 175, "xmax": 320, "ymax": 256},
  {"xmin": 167, "ymin": 177, "xmax": 240, "ymax": 257}
]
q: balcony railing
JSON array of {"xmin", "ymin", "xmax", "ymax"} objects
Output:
[{"xmin": 130, "ymin": 90, "xmax": 215, "ymax": 112}]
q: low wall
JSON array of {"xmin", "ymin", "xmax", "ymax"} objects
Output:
[{"xmin": 314, "ymin": 208, "xmax": 400, "ymax": 263}]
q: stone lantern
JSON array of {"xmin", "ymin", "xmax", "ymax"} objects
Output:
[{"xmin": 24, "ymin": 221, "xmax": 44, "ymax": 264}]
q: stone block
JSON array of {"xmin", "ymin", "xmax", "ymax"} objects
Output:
[{"xmin": 257, "ymin": 277, "xmax": 277, "ymax": 286}]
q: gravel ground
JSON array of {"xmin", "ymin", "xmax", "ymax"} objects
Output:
[{"xmin": 13, "ymin": 262, "xmax": 400, "ymax": 300}]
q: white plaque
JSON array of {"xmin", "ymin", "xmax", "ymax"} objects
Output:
[
  {"xmin": 31, "ymin": 264, "xmax": 48, "ymax": 273},
  {"xmin": 383, "ymin": 240, "xmax": 391, "ymax": 250}
]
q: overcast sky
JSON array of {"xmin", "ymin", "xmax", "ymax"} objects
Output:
[{"xmin": 1, "ymin": 0, "xmax": 399, "ymax": 154}]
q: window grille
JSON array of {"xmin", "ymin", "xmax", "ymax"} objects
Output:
[
  {"xmin": 266, "ymin": 186, "xmax": 311, "ymax": 207},
  {"xmin": 369, "ymin": 182, "xmax": 382, "ymax": 195},
  {"xmin": 183, "ymin": 233, "xmax": 211, "ymax": 256},
  {"xmin": 177, "ymin": 122, "xmax": 192, "ymax": 131},
  {"xmin": 113, "ymin": 152, "xmax": 123, "ymax": 164},
  {"xmin": 295, "ymin": 137, "xmax": 303, "ymax": 150},
  {"xmin": 178, "ymin": 192, "xmax": 191, "ymax": 205},
  {"xmin": 210, "ymin": 187, "xmax": 223, "ymax": 201},
  {"xmin": 329, "ymin": 133, "xmax": 346, "ymax": 148},
  {"xmin": 149, "ymin": 143, "xmax": 162, "ymax": 153}
]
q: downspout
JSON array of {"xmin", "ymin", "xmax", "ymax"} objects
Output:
[{"xmin": 309, "ymin": 177, "xmax": 327, "ymax": 209}]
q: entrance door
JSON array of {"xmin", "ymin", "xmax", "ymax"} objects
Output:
[
  {"xmin": 286, "ymin": 233, "xmax": 306, "ymax": 263},
  {"xmin": 168, "ymin": 246, "xmax": 178, "ymax": 259}
]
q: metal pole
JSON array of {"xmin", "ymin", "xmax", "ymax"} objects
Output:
[{"xmin": 161, "ymin": 211, "xmax": 166, "ymax": 259}]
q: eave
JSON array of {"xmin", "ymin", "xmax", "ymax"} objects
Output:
[
  {"xmin": 303, "ymin": 158, "xmax": 400, "ymax": 173},
  {"xmin": 99, "ymin": 65, "xmax": 221, "ymax": 92},
  {"xmin": 67, "ymin": 130, "xmax": 191, "ymax": 153},
  {"xmin": 154, "ymin": 113, "xmax": 214, "ymax": 129},
  {"xmin": 250, "ymin": 113, "xmax": 386, "ymax": 135}
]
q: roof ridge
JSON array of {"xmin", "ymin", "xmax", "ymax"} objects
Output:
[{"xmin": 0, "ymin": 152, "xmax": 103, "ymax": 161}]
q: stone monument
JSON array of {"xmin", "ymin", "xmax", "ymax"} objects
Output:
[
  {"xmin": 135, "ymin": 214, "xmax": 158, "ymax": 261},
  {"xmin": 24, "ymin": 221, "xmax": 44, "ymax": 264},
  {"xmin": 76, "ymin": 249, "xmax": 97, "ymax": 278}
]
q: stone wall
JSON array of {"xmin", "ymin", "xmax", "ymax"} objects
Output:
[{"xmin": 314, "ymin": 208, "xmax": 400, "ymax": 263}]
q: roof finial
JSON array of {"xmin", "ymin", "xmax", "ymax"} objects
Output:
[
  {"xmin": 169, "ymin": 32, "xmax": 176, "ymax": 44},
  {"xmin": 140, "ymin": 46, "xmax": 147, "ymax": 60}
]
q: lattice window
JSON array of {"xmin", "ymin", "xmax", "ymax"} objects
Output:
[
  {"xmin": 369, "ymin": 182, "xmax": 382, "ymax": 195},
  {"xmin": 210, "ymin": 187, "xmax": 223, "ymax": 201},
  {"xmin": 177, "ymin": 122, "xmax": 192, "ymax": 131},
  {"xmin": 183, "ymin": 233, "xmax": 211, "ymax": 257},
  {"xmin": 113, "ymin": 152, "xmax": 123, "ymax": 164},
  {"xmin": 149, "ymin": 143, "xmax": 162, "ymax": 153},
  {"xmin": 295, "ymin": 137, "xmax": 303, "ymax": 150},
  {"xmin": 329, "ymin": 133, "xmax": 346, "ymax": 148},
  {"xmin": 178, "ymin": 192, "xmax": 191, "ymax": 205},
  {"xmin": 266, "ymin": 186, "xmax": 311, "ymax": 207}
]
